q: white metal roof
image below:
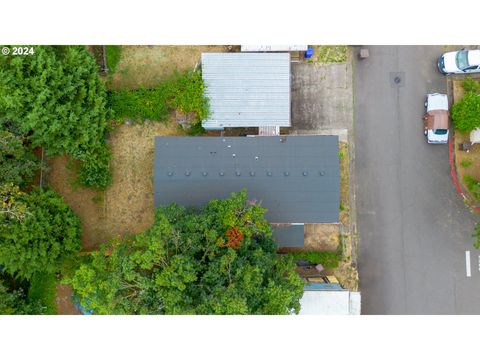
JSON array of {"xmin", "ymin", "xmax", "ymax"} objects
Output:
[
  {"xmin": 299, "ymin": 290, "xmax": 361, "ymax": 315},
  {"xmin": 201, "ymin": 53, "xmax": 291, "ymax": 129},
  {"xmin": 241, "ymin": 45, "xmax": 308, "ymax": 52}
]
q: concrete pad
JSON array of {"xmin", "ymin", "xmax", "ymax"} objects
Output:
[{"xmin": 290, "ymin": 58, "xmax": 353, "ymax": 133}]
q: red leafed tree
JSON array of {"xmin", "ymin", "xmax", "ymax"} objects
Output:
[{"xmin": 224, "ymin": 227, "xmax": 244, "ymax": 250}]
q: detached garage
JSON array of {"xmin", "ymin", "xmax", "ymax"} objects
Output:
[{"xmin": 201, "ymin": 53, "xmax": 291, "ymax": 130}]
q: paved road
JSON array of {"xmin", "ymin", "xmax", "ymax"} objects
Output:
[{"xmin": 355, "ymin": 46, "xmax": 480, "ymax": 314}]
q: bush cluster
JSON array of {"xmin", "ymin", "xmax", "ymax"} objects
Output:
[
  {"xmin": 452, "ymin": 77, "xmax": 480, "ymax": 133},
  {"xmin": 108, "ymin": 70, "xmax": 209, "ymax": 125}
]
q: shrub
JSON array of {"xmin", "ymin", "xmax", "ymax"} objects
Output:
[
  {"xmin": 451, "ymin": 92, "xmax": 480, "ymax": 132},
  {"xmin": 287, "ymin": 251, "xmax": 342, "ymax": 269},
  {"xmin": 28, "ymin": 272, "xmax": 57, "ymax": 315},
  {"xmin": 461, "ymin": 159, "xmax": 473, "ymax": 168},
  {"xmin": 464, "ymin": 175, "xmax": 480, "ymax": 200},
  {"xmin": 106, "ymin": 46, "xmax": 122, "ymax": 74},
  {"xmin": 78, "ymin": 144, "xmax": 112, "ymax": 190},
  {"xmin": 462, "ymin": 77, "xmax": 480, "ymax": 95},
  {"xmin": 108, "ymin": 70, "xmax": 209, "ymax": 125}
]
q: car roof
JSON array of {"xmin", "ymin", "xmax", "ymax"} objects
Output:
[
  {"xmin": 468, "ymin": 50, "xmax": 480, "ymax": 66},
  {"xmin": 427, "ymin": 93, "xmax": 448, "ymax": 111}
]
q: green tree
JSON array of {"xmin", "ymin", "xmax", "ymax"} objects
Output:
[
  {"xmin": 0, "ymin": 187, "xmax": 81, "ymax": 280},
  {"xmin": 451, "ymin": 92, "xmax": 480, "ymax": 132},
  {"xmin": 0, "ymin": 270, "xmax": 44, "ymax": 315},
  {"xmin": 70, "ymin": 191, "xmax": 304, "ymax": 315},
  {"xmin": 0, "ymin": 183, "xmax": 29, "ymax": 222},
  {"xmin": 0, "ymin": 130, "xmax": 41, "ymax": 187},
  {"xmin": 0, "ymin": 277, "xmax": 43, "ymax": 315},
  {"xmin": 0, "ymin": 46, "xmax": 112, "ymax": 189}
]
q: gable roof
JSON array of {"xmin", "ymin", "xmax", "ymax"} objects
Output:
[
  {"xmin": 154, "ymin": 136, "xmax": 339, "ymax": 224},
  {"xmin": 201, "ymin": 53, "xmax": 291, "ymax": 129}
]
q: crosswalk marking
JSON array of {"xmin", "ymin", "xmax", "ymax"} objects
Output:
[{"xmin": 466, "ymin": 251, "xmax": 471, "ymax": 277}]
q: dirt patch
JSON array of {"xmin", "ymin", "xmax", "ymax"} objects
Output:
[
  {"xmin": 47, "ymin": 156, "xmax": 107, "ymax": 250},
  {"xmin": 334, "ymin": 260, "xmax": 359, "ymax": 291},
  {"xmin": 48, "ymin": 121, "xmax": 184, "ymax": 250},
  {"xmin": 304, "ymin": 224, "xmax": 340, "ymax": 251},
  {"xmin": 55, "ymin": 284, "xmax": 81, "ymax": 315},
  {"xmin": 107, "ymin": 45, "xmax": 232, "ymax": 90}
]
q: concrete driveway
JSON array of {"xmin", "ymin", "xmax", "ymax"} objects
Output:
[
  {"xmin": 290, "ymin": 57, "xmax": 353, "ymax": 138},
  {"xmin": 355, "ymin": 46, "xmax": 480, "ymax": 314}
]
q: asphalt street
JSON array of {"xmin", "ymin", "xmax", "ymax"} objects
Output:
[{"xmin": 355, "ymin": 46, "xmax": 480, "ymax": 314}]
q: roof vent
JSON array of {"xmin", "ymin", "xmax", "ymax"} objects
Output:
[
  {"xmin": 232, "ymin": 153, "xmax": 236, "ymax": 157},
  {"xmin": 202, "ymin": 171, "xmax": 208, "ymax": 177},
  {"xmin": 185, "ymin": 170, "xmax": 191, "ymax": 176},
  {"xmin": 250, "ymin": 171, "xmax": 255, "ymax": 177},
  {"xmin": 280, "ymin": 137, "xmax": 287, "ymax": 143},
  {"xmin": 255, "ymin": 156, "xmax": 259, "ymax": 160},
  {"xmin": 319, "ymin": 171, "xmax": 326, "ymax": 176},
  {"xmin": 235, "ymin": 171, "xmax": 241, "ymax": 176},
  {"xmin": 267, "ymin": 171, "xmax": 272, "ymax": 176},
  {"xmin": 284, "ymin": 171, "xmax": 289, "ymax": 176},
  {"xmin": 167, "ymin": 171, "xmax": 174, "ymax": 177},
  {"xmin": 219, "ymin": 171, "xmax": 225, "ymax": 176},
  {"xmin": 303, "ymin": 171, "xmax": 308, "ymax": 176}
]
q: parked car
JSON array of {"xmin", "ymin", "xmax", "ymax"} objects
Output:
[
  {"xmin": 423, "ymin": 93, "xmax": 449, "ymax": 144},
  {"xmin": 438, "ymin": 49, "xmax": 480, "ymax": 75}
]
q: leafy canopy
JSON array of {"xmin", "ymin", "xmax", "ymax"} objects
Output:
[
  {"xmin": 0, "ymin": 45, "xmax": 112, "ymax": 189},
  {"xmin": 0, "ymin": 130, "xmax": 41, "ymax": 187},
  {"xmin": 0, "ymin": 279, "xmax": 44, "ymax": 315},
  {"xmin": 0, "ymin": 187, "xmax": 81, "ymax": 280},
  {"xmin": 70, "ymin": 191, "xmax": 304, "ymax": 315}
]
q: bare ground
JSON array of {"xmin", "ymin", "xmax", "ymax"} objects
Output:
[
  {"xmin": 304, "ymin": 224, "xmax": 340, "ymax": 251},
  {"xmin": 55, "ymin": 284, "xmax": 81, "ymax": 315}
]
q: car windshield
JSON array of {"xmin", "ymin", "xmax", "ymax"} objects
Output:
[
  {"xmin": 434, "ymin": 129, "xmax": 448, "ymax": 135},
  {"xmin": 456, "ymin": 51, "xmax": 469, "ymax": 70}
]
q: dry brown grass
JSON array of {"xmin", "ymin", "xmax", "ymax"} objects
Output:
[
  {"xmin": 339, "ymin": 141, "xmax": 350, "ymax": 226},
  {"xmin": 304, "ymin": 224, "xmax": 340, "ymax": 251},
  {"xmin": 107, "ymin": 45, "xmax": 230, "ymax": 90},
  {"xmin": 48, "ymin": 121, "xmax": 184, "ymax": 250}
]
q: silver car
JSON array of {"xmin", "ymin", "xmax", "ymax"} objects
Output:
[{"xmin": 438, "ymin": 49, "xmax": 480, "ymax": 75}]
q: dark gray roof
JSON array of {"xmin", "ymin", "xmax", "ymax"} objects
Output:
[
  {"xmin": 272, "ymin": 225, "xmax": 305, "ymax": 248},
  {"xmin": 154, "ymin": 136, "xmax": 339, "ymax": 223}
]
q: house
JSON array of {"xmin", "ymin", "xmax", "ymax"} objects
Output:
[
  {"xmin": 201, "ymin": 53, "xmax": 291, "ymax": 132},
  {"xmin": 153, "ymin": 135, "xmax": 340, "ymax": 247},
  {"xmin": 299, "ymin": 283, "xmax": 361, "ymax": 315}
]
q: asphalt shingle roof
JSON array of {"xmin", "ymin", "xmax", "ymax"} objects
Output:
[{"xmin": 154, "ymin": 136, "xmax": 339, "ymax": 224}]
